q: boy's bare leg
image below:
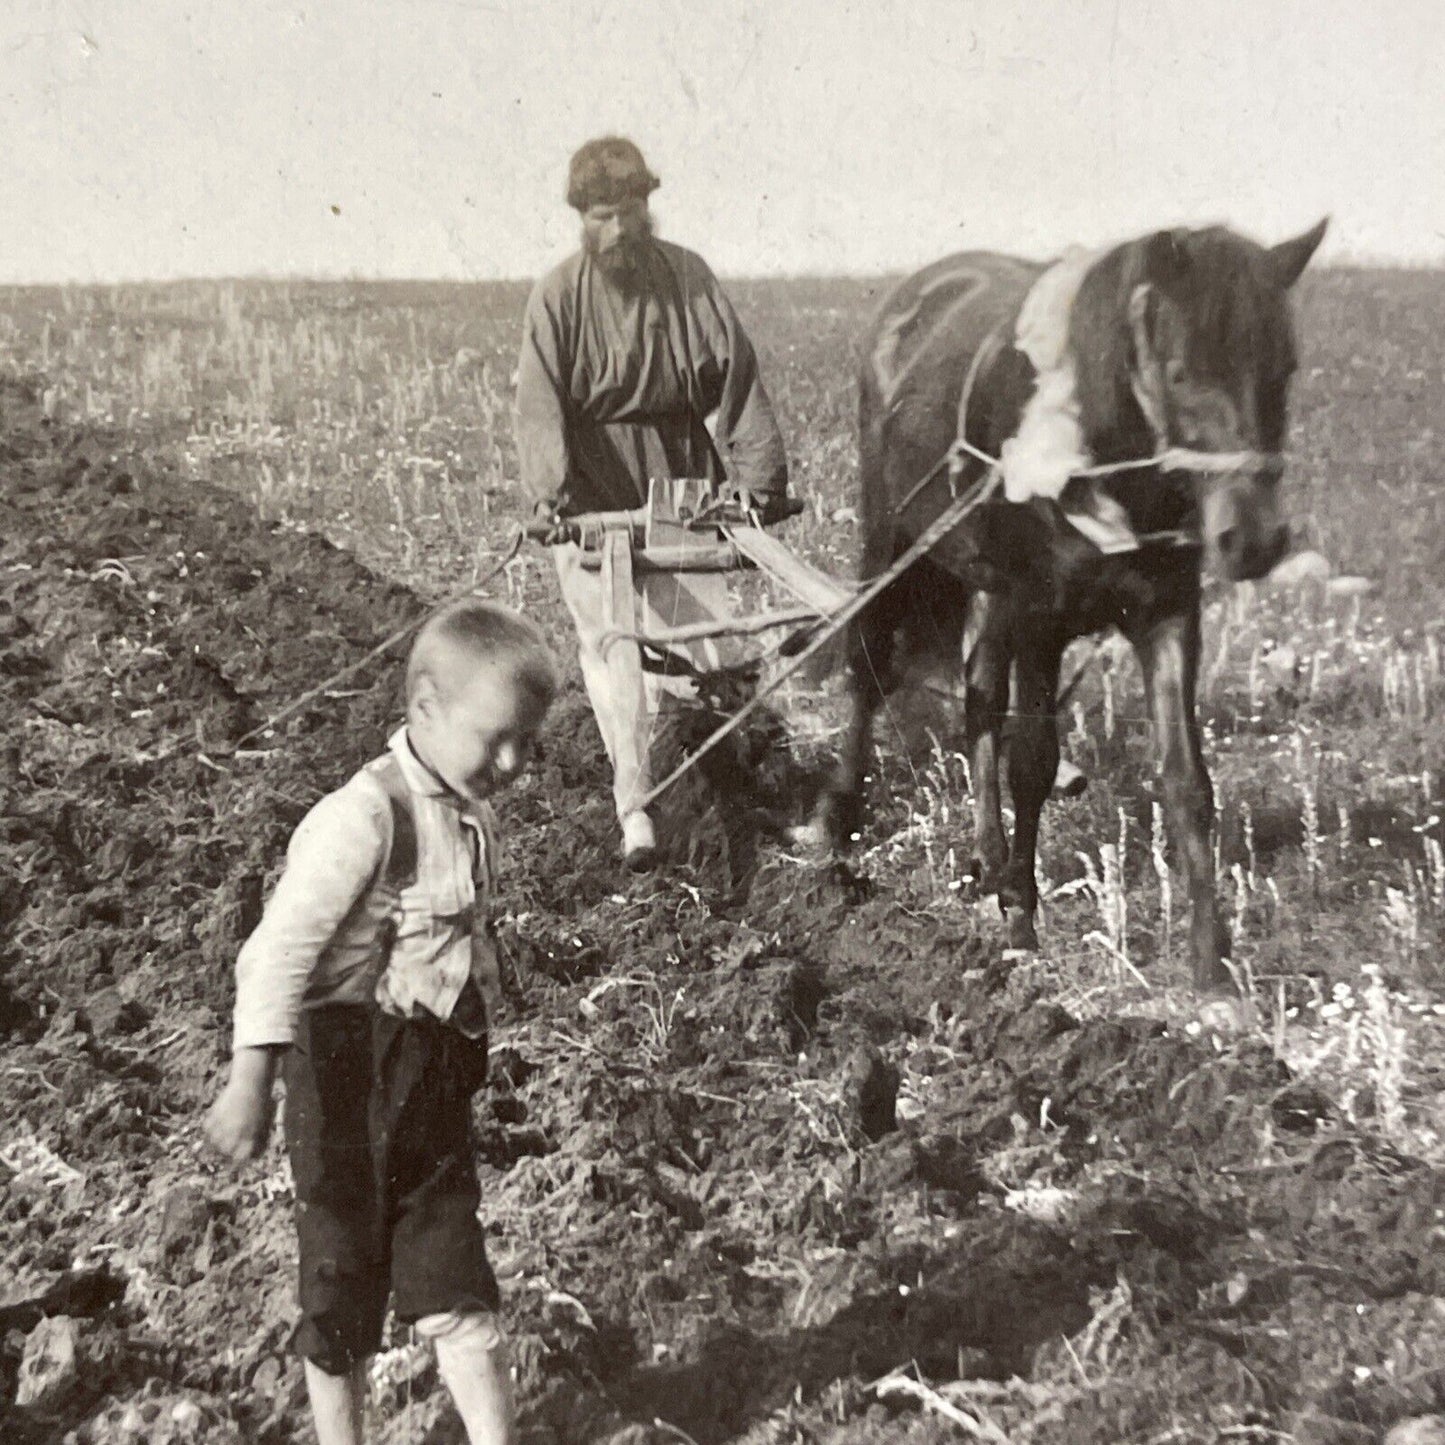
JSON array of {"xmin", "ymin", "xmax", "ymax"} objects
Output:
[
  {"xmin": 423, "ymin": 1313, "xmax": 516, "ymax": 1445},
  {"xmin": 303, "ymin": 1359, "xmax": 367, "ymax": 1445}
]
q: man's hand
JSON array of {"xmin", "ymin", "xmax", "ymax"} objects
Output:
[
  {"xmin": 203, "ymin": 1048, "xmax": 281, "ymax": 1164},
  {"xmin": 731, "ymin": 489, "xmax": 803, "ymax": 527},
  {"xmin": 756, "ymin": 493, "xmax": 804, "ymax": 527}
]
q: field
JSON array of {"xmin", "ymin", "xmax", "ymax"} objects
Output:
[{"xmin": 3, "ymin": 263, "xmax": 1445, "ymax": 1445}]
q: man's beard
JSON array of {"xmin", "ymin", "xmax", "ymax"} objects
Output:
[{"xmin": 584, "ymin": 216, "xmax": 656, "ymax": 290}]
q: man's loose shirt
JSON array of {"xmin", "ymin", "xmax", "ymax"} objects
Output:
[{"xmin": 515, "ymin": 239, "xmax": 788, "ymax": 515}]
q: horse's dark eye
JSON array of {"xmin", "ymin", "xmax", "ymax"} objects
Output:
[{"xmin": 1165, "ymin": 358, "xmax": 1187, "ymax": 388}]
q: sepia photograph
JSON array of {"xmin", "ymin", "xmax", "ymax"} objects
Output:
[{"xmin": 3, "ymin": 2, "xmax": 1445, "ymax": 1441}]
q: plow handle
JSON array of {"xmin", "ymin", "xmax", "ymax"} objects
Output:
[{"xmin": 523, "ymin": 494, "xmax": 805, "ymax": 548}]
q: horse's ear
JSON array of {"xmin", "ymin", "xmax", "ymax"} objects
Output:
[{"xmin": 1269, "ymin": 217, "xmax": 1329, "ymax": 289}]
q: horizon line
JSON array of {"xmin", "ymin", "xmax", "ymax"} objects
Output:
[{"xmin": 1, "ymin": 252, "xmax": 1442, "ymax": 291}]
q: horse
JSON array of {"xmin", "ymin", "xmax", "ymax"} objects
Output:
[{"xmin": 822, "ymin": 219, "xmax": 1328, "ymax": 1008}]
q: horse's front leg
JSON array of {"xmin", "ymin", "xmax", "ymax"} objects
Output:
[
  {"xmin": 998, "ymin": 630, "xmax": 1064, "ymax": 953},
  {"xmin": 963, "ymin": 592, "xmax": 1009, "ymax": 893},
  {"xmin": 1130, "ymin": 609, "xmax": 1233, "ymax": 995}
]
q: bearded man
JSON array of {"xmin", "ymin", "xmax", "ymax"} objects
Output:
[{"xmin": 514, "ymin": 136, "xmax": 791, "ymax": 871}]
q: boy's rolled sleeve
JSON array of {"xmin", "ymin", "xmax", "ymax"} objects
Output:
[{"xmin": 232, "ymin": 786, "xmax": 388, "ymax": 1051}]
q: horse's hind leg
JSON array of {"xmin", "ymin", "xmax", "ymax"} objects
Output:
[
  {"xmin": 821, "ymin": 577, "xmax": 907, "ymax": 848},
  {"xmin": 962, "ymin": 592, "xmax": 1009, "ymax": 894},
  {"xmin": 999, "ymin": 629, "xmax": 1064, "ymax": 952}
]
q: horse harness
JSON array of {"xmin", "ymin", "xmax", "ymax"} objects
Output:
[{"xmin": 892, "ymin": 315, "xmax": 1286, "ymax": 553}]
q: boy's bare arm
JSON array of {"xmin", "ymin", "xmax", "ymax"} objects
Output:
[
  {"xmin": 205, "ymin": 783, "xmax": 388, "ymax": 1166},
  {"xmin": 204, "ymin": 1046, "xmax": 284, "ymax": 1162}
]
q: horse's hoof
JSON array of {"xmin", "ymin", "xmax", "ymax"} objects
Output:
[
  {"xmin": 1195, "ymin": 996, "xmax": 1256, "ymax": 1038},
  {"xmin": 967, "ymin": 856, "xmax": 1006, "ymax": 897},
  {"xmin": 1006, "ymin": 912, "xmax": 1040, "ymax": 953},
  {"xmin": 815, "ymin": 791, "xmax": 863, "ymax": 853}
]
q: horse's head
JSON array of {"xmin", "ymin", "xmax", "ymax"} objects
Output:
[{"xmin": 1072, "ymin": 218, "xmax": 1328, "ymax": 580}]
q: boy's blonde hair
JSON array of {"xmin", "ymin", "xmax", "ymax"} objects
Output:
[{"xmin": 406, "ymin": 599, "xmax": 559, "ymax": 709}]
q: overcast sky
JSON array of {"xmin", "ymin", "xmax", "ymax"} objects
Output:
[{"xmin": 3, "ymin": 0, "xmax": 1442, "ymax": 282}]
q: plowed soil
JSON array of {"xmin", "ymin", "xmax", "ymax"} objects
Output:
[{"xmin": 3, "ymin": 372, "xmax": 1443, "ymax": 1445}]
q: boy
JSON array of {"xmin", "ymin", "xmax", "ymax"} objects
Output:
[{"xmin": 204, "ymin": 598, "xmax": 558, "ymax": 1445}]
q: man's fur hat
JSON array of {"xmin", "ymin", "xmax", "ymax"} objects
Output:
[{"xmin": 567, "ymin": 137, "xmax": 659, "ymax": 211}]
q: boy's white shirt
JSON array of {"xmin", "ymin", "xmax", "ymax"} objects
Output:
[{"xmin": 231, "ymin": 728, "xmax": 498, "ymax": 1051}]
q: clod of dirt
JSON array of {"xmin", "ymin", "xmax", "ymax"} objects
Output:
[
  {"xmin": 157, "ymin": 1184, "xmax": 212, "ymax": 1266},
  {"xmin": 1293, "ymin": 1417, "xmax": 1381, "ymax": 1445},
  {"xmin": 15, "ymin": 1313, "xmax": 79, "ymax": 1410},
  {"xmin": 78, "ymin": 987, "xmax": 147, "ymax": 1039},
  {"xmin": 912, "ymin": 1134, "xmax": 988, "ymax": 1204},
  {"xmin": 507, "ymin": 922, "xmax": 608, "ymax": 987},
  {"xmin": 1087, "ymin": 1191, "xmax": 1225, "ymax": 1267},
  {"xmin": 75, "ymin": 1391, "xmax": 241, "ymax": 1444},
  {"xmin": 249, "ymin": 1356, "xmax": 283, "ymax": 1400},
  {"xmin": 779, "ymin": 960, "xmax": 826, "ymax": 1051},
  {"xmin": 1272, "ymin": 1081, "xmax": 1333, "ymax": 1131},
  {"xmin": 1195, "ymin": 996, "xmax": 1256, "ymax": 1038},
  {"xmin": 846, "ymin": 1046, "xmax": 899, "ymax": 1142},
  {"xmin": 1387, "ymin": 1420, "xmax": 1445, "ymax": 1445},
  {"xmin": 509, "ymin": 1332, "xmax": 550, "ymax": 1399},
  {"xmin": 489, "ymin": 1046, "xmax": 538, "ymax": 1092},
  {"xmin": 515, "ymin": 1370, "xmax": 623, "ymax": 1445},
  {"xmin": 595, "ymin": 1424, "xmax": 666, "ymax": 1445},
  {"xmin": 0, "ymin": 1268, "xmax": 126, "ymax": 1333}
]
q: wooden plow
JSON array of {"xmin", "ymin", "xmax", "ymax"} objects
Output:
[{"xmin": 529, "ymin": 472, "xmax": 1002, "ymax": 811}]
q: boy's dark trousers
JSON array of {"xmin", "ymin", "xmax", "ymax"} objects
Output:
[{"xmin": 282, "ymin": 999, "xmax": 499, "ymax": 1374}]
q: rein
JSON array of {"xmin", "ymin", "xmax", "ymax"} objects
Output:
[{"xmin": 1072, "ymin": 446, "xmax": 1283, "ymax": 480}]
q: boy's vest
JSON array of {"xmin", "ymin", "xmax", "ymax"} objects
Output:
[{"xmin": 361, "ymin": 752, "xmax": 501, "ymax": 1035}]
